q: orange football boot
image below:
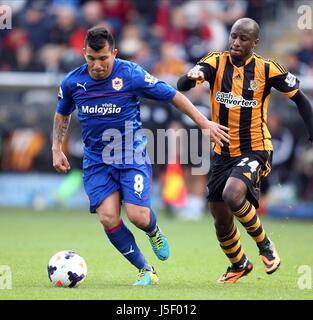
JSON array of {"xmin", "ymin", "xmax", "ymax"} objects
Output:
[
  {"xmin": 217, "ymin": 259, "xmax": 253, "ymax": 283},
  {"xmin": 260, "ymin": 240, "xmax": 281, "ymax": 274}
]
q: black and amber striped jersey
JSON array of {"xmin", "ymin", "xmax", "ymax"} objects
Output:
[{"xmin": 197, "ymin": 51, "xmax": 299, "ymax": 157}]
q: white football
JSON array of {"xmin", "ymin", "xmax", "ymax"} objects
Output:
[{"xmin": 47, "ymin": 250, "xmax": 87, "ymax": 288}]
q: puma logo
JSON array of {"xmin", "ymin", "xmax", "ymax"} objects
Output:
[
  {"xmin": 77, "ymin": 82, "xmax": 87, "ymax": 91},
  {"xmin": 123, "ymin": 245, "xmax": 134, "ymax": 256},
  {"xmin": 134, "ymin": 191, "xmax": 142, "ymax": 198}
]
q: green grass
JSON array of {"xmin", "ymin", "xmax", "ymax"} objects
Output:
[{"xmin": 0, "ymin": 207, "xmax": 313, "ymax": 300}]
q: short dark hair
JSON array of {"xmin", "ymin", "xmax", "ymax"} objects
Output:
[
  {"xmin": 84, "ymin": 26, "xmax": 115, "ymax": 51},
  {"xmin": 232, "ymin": 18, "xmax": 260, "ymax": 39}
]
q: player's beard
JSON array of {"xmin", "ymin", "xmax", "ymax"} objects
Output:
[
  {"xmin": 91, "ymin": 70, "xmax": 105, "ymax": 79},
  {"xmin": 89, "ymin": 65, "xmax": 111, "ymax": 80}
]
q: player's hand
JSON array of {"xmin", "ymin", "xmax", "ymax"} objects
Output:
[
  {"xmin": 52, "ymin": 149, "xmax": 71, "ymax": 173},
  {"xmin": 187, "ymin": 66, "xmax": 205, "ymax": 81},
  {"xmin": 204, "ymin": 121, "xmax": 230, "ymax": 147}
]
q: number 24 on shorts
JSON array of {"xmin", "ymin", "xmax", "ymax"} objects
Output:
[{"xmin": 237, "ymin": 157, "xmax": 259, "ymax": 173}]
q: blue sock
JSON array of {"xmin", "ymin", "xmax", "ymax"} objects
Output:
[
  {"xmin": 142, "ymin": 209, "xmax": 157, "ymax": 235},
  {"xmin": 105, "ymin": 220, "xmax": 150, "ymax": 270}
]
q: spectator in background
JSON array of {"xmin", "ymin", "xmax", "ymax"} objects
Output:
[
  {"xmin": 182, "ymin": 0, "xmax": 228, "ymax": 61},
  {"xmin": 13, "ymin": 43, "xmax": 44, "ymax": 72},
  {"xmin": 153, "ymin": 42, "xmax": 188, "ymax": 86},
  {"xmin": 21, "ymin": 2, "xmax": 50, "ymax": 51},
  {"xmin": 101, "ymin": 0, "xmax": 133, "ymax": 37},
  {"xmin": 152, "ymin": 4, "xmax": 176, "ymax": 42},
  {"xmin": 296, "ymin": 30, "xmax": 313, "ymax": 67},
  {"xmin": 244, "ymin": 0, "xmax": 267, "ymax": 25},
  {"xmin": 48, "ymin": 0, "xmax": 81, "ymax": 14},
  {"xmin": 48, "ymin": 6, "xmax": 86, "ymax": 72},
  {"xmin": 152, "ymin": 4, "xmax": 189, "ymax": 67},
  {"xmin": 210, "ymin": 0, "xmax": 247, "ymax": 32},
  {"xmin": 117, "ymin": 23, "xmax": 144, "ymax": 60},
  {"xmin": 68, "ymin": 1, "xmax": 107, "ymax": 59},
  {"xmin": 79, "ymin": 1, "xmax": 116, "ymax": 57},
  {"xmin": 81, "ymin": 1, "xmax": 104, "ymax": 29},
  {"xmin": 131, "ymin": 42, "xmax": 158, "ymax": 73},
  {"xmin": 267, "ymin": 111, "xmax": 295, "ymax": 186},
  {"xmin": 0, "ymin": 22, "xmax": 28, "ymax": 71},
  {"xmin": 38, "ymin": 44, "xmax": 65, "ymax": 73},
  {"xmin": 153, "ymin": 1, "xmax": 187, "ymax": 43},
  {"xmin": 284, "ymin": 51, "xmax": 311, "ymax": 77},
  {"xmin": 48, "ymin": 6, "xmax": 78, "ymax": 46},
  {"xmin": 131, "ymin": 0, "xmax": 159, "ymax": 26}
]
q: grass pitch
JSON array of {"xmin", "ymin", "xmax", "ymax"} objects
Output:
[{"xmin": 0, "ymin": 207, "xmax": 313, "ymax": 300}]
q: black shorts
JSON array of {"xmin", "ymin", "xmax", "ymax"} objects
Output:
[{"xmin": 207, "ymin": 151, "xmax": 272, "ymax": 209}]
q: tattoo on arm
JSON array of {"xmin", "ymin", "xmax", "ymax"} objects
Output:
[{"xmin": 53, "ymin": 114, "xmax": 71, "ymax": 145}]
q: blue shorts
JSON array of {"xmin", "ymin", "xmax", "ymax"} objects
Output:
[{"xmin": 83, "ymin": 163, "xmax": 152, "ymax": 213}]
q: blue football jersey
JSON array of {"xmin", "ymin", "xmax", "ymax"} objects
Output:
[{"xmin": 56, "ymin": 59, "xmax": 176, "ymax": 168}]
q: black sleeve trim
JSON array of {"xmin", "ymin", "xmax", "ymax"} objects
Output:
[
  {"xmin": 198, "ymin": 63, "xmax": 213, "ymax": 82},
  {"xmin": 291, "ymin": 90, "xmax": 313, "ymax": 142},
  {"xmin": 176, "ymin": 75, "xmax": 196, "ymax": 92}
]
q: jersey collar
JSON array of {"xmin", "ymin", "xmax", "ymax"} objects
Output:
[{"xmin": 228, "ymin": 52, "xmax": 255, "ymax": 67}]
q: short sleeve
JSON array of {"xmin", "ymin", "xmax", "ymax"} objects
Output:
[
  {"xmin": 268, "ymin": 60, "xmax": 299, "ymax": 98},
  {"xmin": 131, "ymin": 64, "xmax": 176, "ymax": 101},
  {"xmin": 56, "ymin": 79, "xmax": 76, "ymax": 115}
]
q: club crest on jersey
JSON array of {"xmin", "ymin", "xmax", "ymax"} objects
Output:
[
  {"xmin": 248, "ymin": 80, "xmax": 259, "ymax": 91},
  {"xmin": 112, "ymin": 77, "xmax": 123, "ymax": 91}
]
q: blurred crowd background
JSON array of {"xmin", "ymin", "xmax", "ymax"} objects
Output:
[{"xmin": 0, "ymin": 0, "xmax": 313, "ymax": 218}]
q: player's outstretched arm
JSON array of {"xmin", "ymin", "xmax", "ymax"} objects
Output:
[
  {"xmin": 171, "ymin": 91, "xmax": 229, "ymax": 147},
  {"xmin": 177, "ymin": 66, "xmax": 205, "ymax": 91},
  {"xmin": 291, "ymin": 90, "xmax": 313, "ymax": 145},
  {"xmin": 52, "ymin": 112, "xmax": 71, "ymax": 173}
]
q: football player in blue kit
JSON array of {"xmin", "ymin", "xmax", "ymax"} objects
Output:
[{"xmin": 52, "ymin": 26, "xmax": 229, "ymax": 285}]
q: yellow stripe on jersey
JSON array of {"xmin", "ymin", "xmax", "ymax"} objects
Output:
[
  {"xmin": 251, "ymin": 57, "xmax": 266, "ymax": 151},
  {"xmin": 211, "ymin": 53, "xmax": 228, "ymax": 125},
  {"xmin": 199, "ymin": 52, "xmax": 218, "ymax": 68},
  {"xmin": 284, "ymin": 88, "xmax": 298, "ymax": 98},
  {"xmin": 269, "ymin": 60, "xmax": 285, "ymax": 78}
]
